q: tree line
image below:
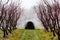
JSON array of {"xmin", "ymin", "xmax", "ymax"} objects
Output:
[
  {"xmin": 0, "ymin": 0, "xmax": 21, "ymax": 37},
  {"xmin": 35, "ymin": 0, "xmax": 60, "ymax": 40}
]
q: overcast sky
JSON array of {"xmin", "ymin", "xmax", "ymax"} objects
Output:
[
  {"xmin": 2, "ymin": 0, "xmax": 44, "ymax": 29},
  {"xmin": 3, "ymin": 0, "xmax": 60, "ymax": 29},
  {"xmin": 21, "ymin": 0, "xmax": 39, "ymax": 9},
  {"xmin": 17, "ymin": 0, "xmax": 44, "ymax": 29},
  {"xmin": 16, "ymin": 0, "xmax": 44, "ymax": 29}
]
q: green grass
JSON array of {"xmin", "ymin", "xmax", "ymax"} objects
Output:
[
  {"xmin": 20, "ymin": 30, "xmax": 39, "ymax": 40},
  {"xmin": 36, "ymin": 29, "xmax": 58, "ymax": 40},
  {"xmin": 0, "ymin": 29, "xmax": 24, "ymax": 40},
  {"xmin": 0, "ymin": 29, "xmax": 58, "ymax": 40}
]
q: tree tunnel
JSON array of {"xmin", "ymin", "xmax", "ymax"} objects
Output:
[{"xmin": 25, "ymin": 21, "xmax": 35, "ymax": 29}]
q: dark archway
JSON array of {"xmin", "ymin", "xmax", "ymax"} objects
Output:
[{"xmin": 25, "ymin": 21, "xmax": 35, "ymax": 29}]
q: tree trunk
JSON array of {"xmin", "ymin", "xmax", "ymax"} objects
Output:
[
  {"xmin": 58, "ymin": 36, "xmax": 60, "ymax": 40},
  {"xmin": 3, "ymin": 30, "xmax": 6, "ymax": 37},
  {"xmin": 58, "ymin": 30, "xmax": 60, "ymax": 40},
  {"xmin": 6, "ymin": 30, "xmax": 8, "ymax": 35},
  {"xmin": 9, "ymin": 27, "xmax": 12, "ymax": 33}
]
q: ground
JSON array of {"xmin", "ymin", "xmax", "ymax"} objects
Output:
[{"xmin": 0, "ymin": 29, "xmax": 58, "ymax": 40}]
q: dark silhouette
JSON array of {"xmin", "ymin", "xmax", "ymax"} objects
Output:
[{"xmin": 25, "ymin": 21, "xmax": 35, "ymax": 29}]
